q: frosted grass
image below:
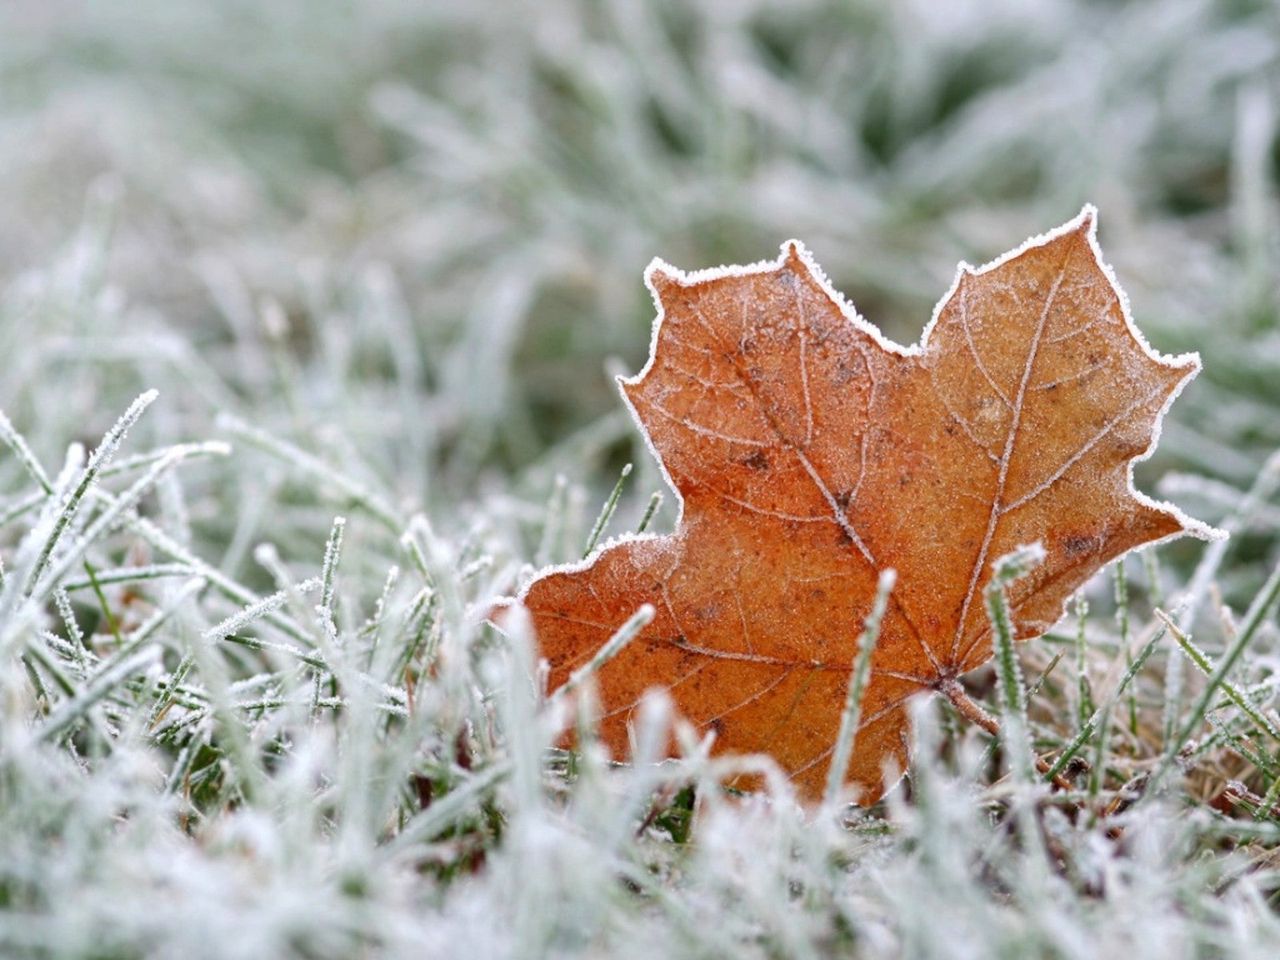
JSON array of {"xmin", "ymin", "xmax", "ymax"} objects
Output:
[{"xmin": 0, "ymin": 1, "xmax": 1279, "ymax": 958}]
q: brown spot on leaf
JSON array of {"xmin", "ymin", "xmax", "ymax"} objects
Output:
[{"xmin": 1062, "ymin": 534, "xmax": 1099, "ymax": 557}]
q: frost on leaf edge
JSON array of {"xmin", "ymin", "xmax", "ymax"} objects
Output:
[{"xmin": 502, "ymin": 205, "xmax": 1224, "ymax": 618}]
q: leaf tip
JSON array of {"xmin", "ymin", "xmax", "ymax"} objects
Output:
[
  {"xmin": 616, "ymin": 370, "xmax": 641, "ymax": 399},
  {"xmin": 782, "ymin": 239, "xmax": 808, "ymax": 267},
  {"xmin": 1183, "ymin": 515, "xmax": 1230, "ymax": 543},
  {"xmin": 1171, "ymin": 350, "xmax": 1202, "ymax": 375},
  {"xmin": 1075, "ymin": 202, "xmax": 1098, "ymax": 236},
  {"xmin": 644, "ymin": 258, "xmax": 682, "ymax": 300}
]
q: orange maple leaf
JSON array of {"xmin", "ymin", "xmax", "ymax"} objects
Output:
[{"xmin": 503, "ymin": 207, "xmax": 1216, "ymax": 804}]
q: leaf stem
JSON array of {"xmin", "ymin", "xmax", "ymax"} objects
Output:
[{"xmin": 940, "ymin": 679, "xmax": 1073, "ymax": 791}]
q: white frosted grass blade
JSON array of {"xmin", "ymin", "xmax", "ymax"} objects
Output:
[
  {"xmin": 22, "ymin": 390, "xmax": 158, "ymax": 596},
  {"xmin": 59, "ymin": 563, "xmax": 197, "ymax": 592},
  {"xmin": 25, "ymin": 444, "xmax": 197, "ymax": 604},
  {"xmin": 39, "ymin": 647, "xmax": 159, "ymax": 742},
  {"xmin": 823, "ymin": 568, "xmax": 895, "ymax": 811},
  {"xmin": 0, "ymin": 442, "xmax": 230, "ymax": 532},
  {"xmin": 318, "ymin": 515, "xmax": 347, "ymax": 645},
  {"xmin": 0, "ymin": 444, "xmax": 84, "ymax": 654},
  {"xmin": 0, "ymin": 440, "xmax": 227, "ymax": 668},
  {"xmin": 0, "ymin": 408, "xmax": 54, "ymax": 493},
  {"xmin": 204, "ymin": 577, "xmax": 323, "ymax": 642},
  {"xmin": 88, "ymin": 494, "xmax": 315, "ymax": 647}
]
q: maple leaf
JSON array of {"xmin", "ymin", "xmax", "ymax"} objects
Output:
[{"xmin": 502, "ymin": 207, "xmax": 1217, "ymax": 804}]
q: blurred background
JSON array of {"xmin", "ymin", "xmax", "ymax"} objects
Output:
[{"xmin": 1, "ymin": 0, "xmax": 1278, "ymax": 591}]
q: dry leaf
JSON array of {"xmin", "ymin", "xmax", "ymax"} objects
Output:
[{"xmin": 501, "ymin": 207, "xmax": 1216, "ymax": 804}]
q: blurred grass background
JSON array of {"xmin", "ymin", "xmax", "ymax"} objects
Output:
[
  {"xmin": 3, "ymin": 1, "xmax": 1277, "ymax": 495},
  {"xmin": 3, "ymin": 2, "xmax": 1280, "ymax": 958}
]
